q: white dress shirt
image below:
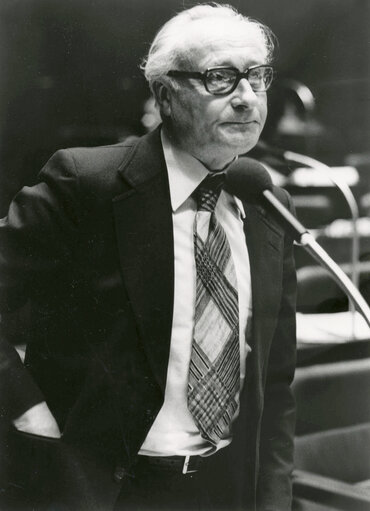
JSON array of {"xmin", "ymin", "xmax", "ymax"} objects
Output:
[{"xmin": 139, "ymin": 129, "xmax": 252, "ymax": 456}]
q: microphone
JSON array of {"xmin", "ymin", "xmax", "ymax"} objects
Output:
[
  {"xmin": 225, "ymin": 157, "xmax": 370, "ymax": 328},
  {"xmin": 225, "ymin": 157, "xmax": 307, "ymax": 242},
  {"xmin": 253, "ymin": 146, "xmax": 361, "ymax": 333},
  {"xmin": 249, "ymin": 145, "xmax": 360, "ymax": 285}
]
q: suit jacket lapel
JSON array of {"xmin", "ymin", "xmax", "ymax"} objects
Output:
[
  {"xmin": 243, "ymin": 203, "xmax": 284, "ymax": 361},
  {"xmin": 112, "ymin": 129, "xmax": 174, "ymax": 392}
]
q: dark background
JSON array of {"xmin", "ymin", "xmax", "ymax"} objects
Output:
[{"xmin": 1, "ymin": 0, "xmax": 369, "ymax": 215}]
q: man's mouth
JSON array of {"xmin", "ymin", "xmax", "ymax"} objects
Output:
[
  {"xmin": 221, "ymin": 120, "xmax": 259, "ymax": 129},
  {"xmin": 223, "ymin": 120, "xmax": 257, "ymax": 125}
]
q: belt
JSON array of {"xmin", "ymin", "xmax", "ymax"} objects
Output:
[{"xmin": 138, "ymin": 454, "xmax": 204, "ymax": 474}]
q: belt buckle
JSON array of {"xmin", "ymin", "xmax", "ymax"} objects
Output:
[{"xmin": 182, "ymin": 455, "xmax": 197, "ymax": 474}]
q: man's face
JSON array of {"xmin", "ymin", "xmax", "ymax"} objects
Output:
[{"xmin": 163, "ymin": 29, "xmax": 268, "ymax": 170}]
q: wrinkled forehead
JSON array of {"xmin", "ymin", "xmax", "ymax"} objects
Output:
[{"xmin": 175, "ymin": 17, "xmax": 268, "ymax": 68}]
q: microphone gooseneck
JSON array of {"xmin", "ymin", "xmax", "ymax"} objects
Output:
[{"xmin": 225, "ymin": 157, "xmax": 370, "ymax": 329}]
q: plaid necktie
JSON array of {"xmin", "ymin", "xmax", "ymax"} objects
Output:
[{"xmin": 188, "ymin": 173, "xmax": 240, "ymax": 445}]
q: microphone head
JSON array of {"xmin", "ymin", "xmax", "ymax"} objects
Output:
[{"xmin": 225, "ymin": 157, "xmax": 273, "ymax": 203}]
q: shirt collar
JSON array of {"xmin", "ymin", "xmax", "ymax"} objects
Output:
[{"xmin": 161, "ymin": 128, "xmax": 245, "ymax": 219}]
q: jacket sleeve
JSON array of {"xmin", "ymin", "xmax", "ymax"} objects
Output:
[
  {"xmin": 0, "ymin": 149, "xmax": 81, "ymax": 421},
  {"xmin": 256, "ymin": 188, "xmax": 297, "ymax": 511}
]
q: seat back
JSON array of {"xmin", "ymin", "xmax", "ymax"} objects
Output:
[
  {"xmin": 293, "ymin": 358, "xmax": 370, "ymax": 435},
  {"xmin": 295, "ymin": 423, "xmax": 370, "ymax": 483},
  {"xmin": 293, "ymin": 358, "xmax": 370, "ymax": 484},
  {"xmin": 296, "ymin": 261, "xmax": 370, "ymax": 313}
]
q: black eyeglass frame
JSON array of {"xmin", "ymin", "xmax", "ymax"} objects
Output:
[{"xmin": 167, "ymin": 64, "xmax": 274, "ymax": 95}]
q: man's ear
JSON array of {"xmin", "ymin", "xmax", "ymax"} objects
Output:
[{"xmin": 152, "ymin": 81, "xmax": 172, "ymax": 117}]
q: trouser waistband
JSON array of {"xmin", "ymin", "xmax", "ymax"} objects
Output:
[{"xmin": 137, "ymin": 454, "xmax": 205, "ymax": 474}]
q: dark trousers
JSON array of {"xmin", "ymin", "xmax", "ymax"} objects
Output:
[
  {"xmin": 114, "ymin": 450, "xmax": 246, "ymax": 511},
  {"xmin": 1, "ymin": 428, "xmax": 250, "ymax": 511}
]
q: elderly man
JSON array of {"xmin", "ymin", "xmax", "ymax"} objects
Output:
[{"xmin": 0, "ymin": 3, "xmax": 296, "ymax": 511}]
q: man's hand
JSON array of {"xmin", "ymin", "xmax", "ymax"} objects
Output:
[{"xmin": 13, "ymin": 401, "xmax": 62, "ymax": 438}]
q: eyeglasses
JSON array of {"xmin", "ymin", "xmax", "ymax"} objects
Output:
[{"xmin": 167, "ymin": 64, "xmax": 274, "ymax": 95}]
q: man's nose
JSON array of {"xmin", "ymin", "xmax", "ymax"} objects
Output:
[{"xmin": 231, "ymin": 78, "xmax": 258, "ymax": 108}]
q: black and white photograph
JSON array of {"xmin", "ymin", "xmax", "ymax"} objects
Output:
[{"xmin": 0, "ymin": 1, "xmax": 369, "ymax": 510}]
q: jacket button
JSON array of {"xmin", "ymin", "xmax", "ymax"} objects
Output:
[{"xmin": 113, "ymin": 466, "xmax": 127, "ymax": 483}]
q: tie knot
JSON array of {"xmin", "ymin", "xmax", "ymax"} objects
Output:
[{"xmin": 193, "ymin": 173, "xmax": 225, "ymax": 213}]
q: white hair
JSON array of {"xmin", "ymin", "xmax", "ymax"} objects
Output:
[{"xmin": 141, "ymin": 3, "xmax": 275, "ymax": 91}]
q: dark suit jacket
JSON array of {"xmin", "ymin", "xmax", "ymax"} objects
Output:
[{"xmin": 0, "ymin": 127, "xmax": 296, "ymax": 511}]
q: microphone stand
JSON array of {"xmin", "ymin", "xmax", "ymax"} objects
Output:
[
  {"xmin": 225, "ymin": 153, "xmax": 370, "ymax": 330},
  {"xmin": 284, "ymin": 151, "xmax": 361, "ymax": 338}
]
